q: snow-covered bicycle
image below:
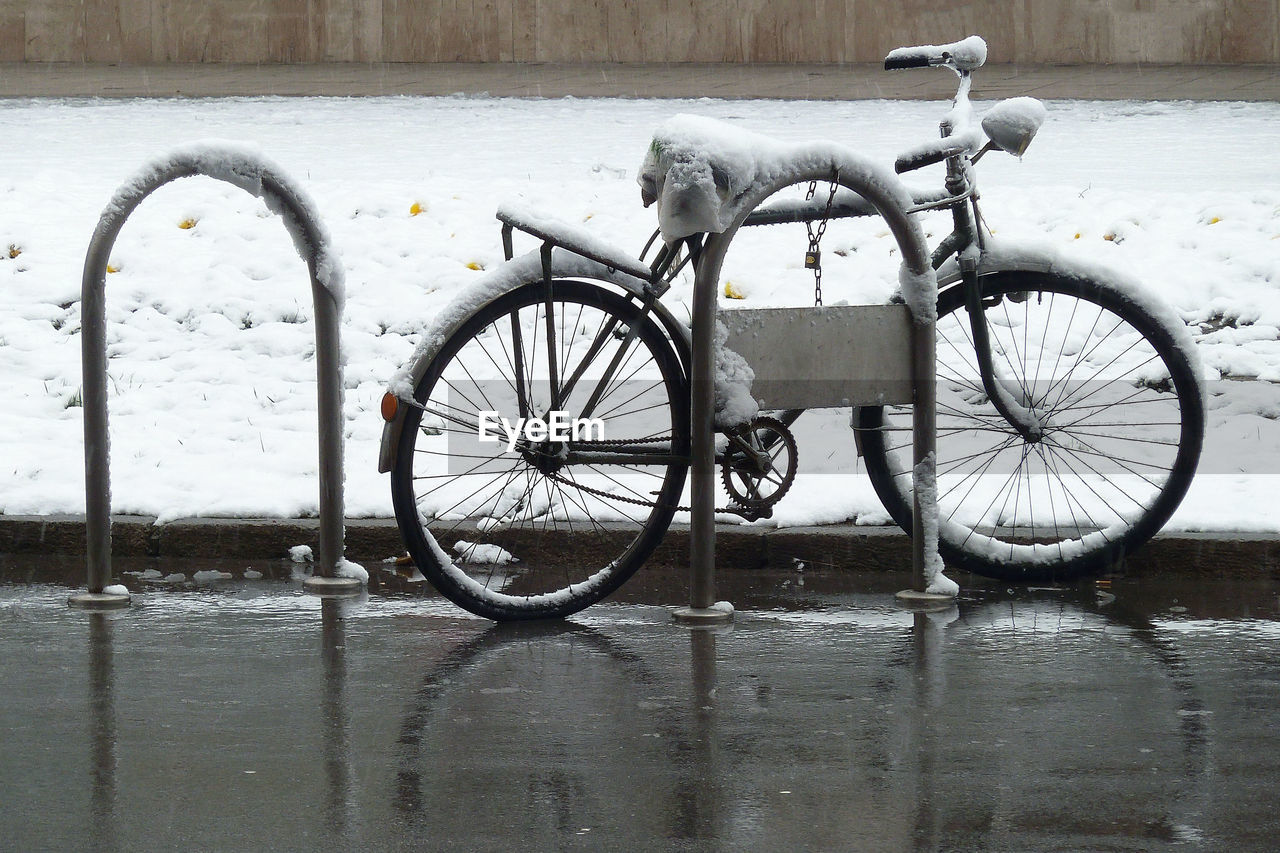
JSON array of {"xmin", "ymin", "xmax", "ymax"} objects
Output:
[{"xmin": 378, "ymin": 36, "xmax": 1204, "ymax": 620}]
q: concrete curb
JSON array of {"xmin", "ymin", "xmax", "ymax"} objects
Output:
[{"xmin": 2, "ymin": 515, "xmax": 1277, "ymax": 581}]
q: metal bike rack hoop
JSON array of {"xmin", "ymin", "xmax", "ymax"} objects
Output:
[
  {"xmin": 71, "ymin": 143, "xmax": 358, "ymax": 608},
  {"xmin": 679, "ymin": 153, "xmax": 938, "ymax": 617}
]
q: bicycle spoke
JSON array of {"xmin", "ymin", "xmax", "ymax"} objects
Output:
[
  {"xmin": 1038, "ymin": 441, "xmax": 1130, "ymax": 533},
  {"xmin": 859, "ymin": 271, "xmax": 1200, "ymax": 581},
  {"xmin": 1035, "ymin": 441, "xmax": 1093, "ymax": 544},
  {"xmin": 388, "ymin": 278, "xmax": 697, "ymax": 616}
]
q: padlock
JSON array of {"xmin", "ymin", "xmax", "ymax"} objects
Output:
[{"xmin": 804, "ymin": 247, "xmax": 820, "ymax": 269}]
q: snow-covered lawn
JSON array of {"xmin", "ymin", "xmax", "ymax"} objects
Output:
[{"xmin": 1, "ymin": 95, "xmax": 1277, "ymax": 530}]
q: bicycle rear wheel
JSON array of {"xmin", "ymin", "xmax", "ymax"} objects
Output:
[
  {"xmin": 856, "ymin": 270, "xmax": 1203, "ymax": 581},
  {"xmin": 391, "ymin": 280, "xmax": 690, "ymax": 620}
]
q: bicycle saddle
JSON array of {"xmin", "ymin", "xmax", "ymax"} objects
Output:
[{"xmin": 638, "ymin": 114, "xmax": 770, "ymax": 241}]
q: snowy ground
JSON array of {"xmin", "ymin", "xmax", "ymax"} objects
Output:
[{"xmin": 1, "ymin": 95, "xmax": 1277, "ymax": 530}]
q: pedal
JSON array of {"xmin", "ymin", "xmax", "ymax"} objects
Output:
[{"xmin": 724, "ymin": 502, "xmax": 774, "ymax": 522}]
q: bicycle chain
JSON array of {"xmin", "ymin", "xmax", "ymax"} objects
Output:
[{"xmin": 536, "ymin": 436, "xmax": 748, "ymax": 515}]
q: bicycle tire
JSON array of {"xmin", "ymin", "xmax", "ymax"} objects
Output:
[
  {"xmin": 391, "ymin": 279, "xmax": 690, "ymax": 620},
  {"xmin": 856, "ymin": 269, "xmax": 1204, "ymax": 581}
]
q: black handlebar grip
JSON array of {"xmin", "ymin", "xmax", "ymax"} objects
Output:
[
  {"xmin": 884, "ymin": 55, "xmax": 933, "ymax": 71},
  {"xmin": 894, "ymin": 143, "xmax": 966, "ymax": 174}
]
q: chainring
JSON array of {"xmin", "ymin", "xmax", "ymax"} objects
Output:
[{"xmin": 720, "ymin": 415, "xmax": 799, "ymax": 519}]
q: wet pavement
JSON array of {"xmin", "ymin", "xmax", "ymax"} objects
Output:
[{"xmin": 3, "ymin": 560, "xmax": 1280, "ymax": 851}]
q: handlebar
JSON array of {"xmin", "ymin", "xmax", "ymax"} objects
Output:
[
  {"xmin": 895, "ymin": 140, "xmax": 969, "ymax": 174},
  {"xmin": 884, "ymin": 36, "xmax": 990, "ymax": 176},
  {"xmin": 883, "ymin": 53, "xmax": 933, "ymax": 71},
  {"xmin": 882, "ymin": 37, "xmax": 1045, "ymax": 185},
  {"xmin": 883, "ymin": 35, "xmax": 987, "ymax": 73}
]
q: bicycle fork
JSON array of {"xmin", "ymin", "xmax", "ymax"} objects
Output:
[
  {"xmin": 960, "ymin": 256, "xmax": 1044, "ymax": 442},
  {"xmin": 942, "ymin": 141, "xmax": 1044, "ymax": 444}
]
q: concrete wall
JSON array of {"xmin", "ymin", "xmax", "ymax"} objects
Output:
[{"xmin": 1, "ymin": 0, "xmax": 1277, "ymax": 64}]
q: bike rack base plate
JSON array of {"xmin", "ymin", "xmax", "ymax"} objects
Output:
[
  {"xmin": 671, "ymin": 606, "xmax": 735, "ymax": 626},
  {"xmin": 67, "ymin": 591, "xmax": 131, "ymax": 610},
  {"xmin": 894, "ymin": 588, "xmax": 958, "ymax": 611},
  {"xmin": 303, "ymin": 575, "xmax": 363, "ymax": 597}
]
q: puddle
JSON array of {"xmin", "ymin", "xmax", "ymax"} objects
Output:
[{"xmin": 2, "ymin": 560, "xmax": 1279, "ymax": 850}]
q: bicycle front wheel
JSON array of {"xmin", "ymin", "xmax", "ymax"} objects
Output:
[
  {"xmin": 856, "ymin": 270, "xmax": 1203, "ymax": 581},
  {"xmin": 391, "ymin": 280, "xmax": 690, "ymax": 620}
]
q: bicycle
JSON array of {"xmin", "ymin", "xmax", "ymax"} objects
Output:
[{"xmin": 377, "ymin": 36, "xmax": 1205, "ymax": 621}]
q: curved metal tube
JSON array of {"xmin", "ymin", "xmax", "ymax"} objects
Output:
[
  {"xmin": 79, "ymin": 149, "xmax": 349, "ymax": 595},
  {"xmin": 688, "ymin": 155, "xmax": 936, "ymax": 604}
]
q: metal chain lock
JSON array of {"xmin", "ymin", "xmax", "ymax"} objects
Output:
[{"xmin": 803, "ymin": 170, "xmax": 840, "ymax": 306}]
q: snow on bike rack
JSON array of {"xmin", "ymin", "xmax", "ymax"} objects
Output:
[
  {"xmin": 641, "ymin": 115, "xmax": 955, "ymax": 609},
  {"xmin": 69, "ymin": 142, "xmax": 360, "ymax": 609}
]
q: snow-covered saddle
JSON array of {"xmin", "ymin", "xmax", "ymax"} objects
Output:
[{"xmin": 637, "ymin": 114, "xmax": 799, "ymax": 243}]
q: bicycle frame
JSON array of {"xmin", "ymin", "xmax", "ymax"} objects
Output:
[{"xmin": 380, "ymin": 57, "xmax": 1040, "ymax": 497}]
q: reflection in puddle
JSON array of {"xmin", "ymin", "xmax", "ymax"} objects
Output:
[
  {"xmin": 1, "ymin": 565, "xmax": 1278, "ymax": 849},
  {"xmin": 88, "ymin": 613, "xmax": 118, "ymax": 848}
]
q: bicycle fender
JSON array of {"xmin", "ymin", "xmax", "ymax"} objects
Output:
[
  {"xmin": 377, "ymin": 249, "xmax": 691, "ymax": 473},
  {"xmin": 938, "ymin": 239, "xmax": 1202, "ymax": 387},
  {"xmin": 934, "ymin": 240, "xmax": 1057, "ymax": 293}
]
